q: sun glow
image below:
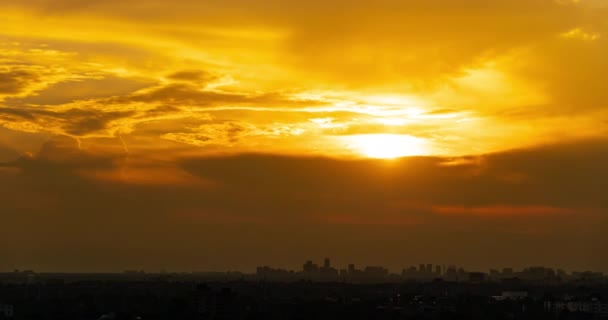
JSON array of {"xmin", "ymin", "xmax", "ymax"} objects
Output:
[{"xmin": 346, "ymin": 134, "xmax": 428, "ymax": 159}]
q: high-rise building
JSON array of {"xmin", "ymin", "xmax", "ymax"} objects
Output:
[
  {"xmin": 348, "ymin": 264, "xmax": 356, "ymax": 274},
  {"xmin": 303, "ymin": 260, "xmax": 319, "ymax": 274},
  {"xmin": 324, "ymin": 258, "xmax": 330, "ymax": 269}
]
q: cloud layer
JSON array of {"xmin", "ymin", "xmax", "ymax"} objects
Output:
[
  {"xmin": 0, "ymin": 137, "xmax": 607, "ymax": 272},
  {"xmin": 0, "ymin": 0, "xmax": 606, "ymax": 157}
]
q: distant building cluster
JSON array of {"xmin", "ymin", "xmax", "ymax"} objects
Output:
[
  {"xmin": 254, "ymin": 259, "xmax": 607, "ymax": 284},
  {"xmin": 257, "ymin": 259, "xmax": 392, "ymax": 282},
  {"xmin": 0, "ymin": 263, "xmax": 605, "ymax": 286}
]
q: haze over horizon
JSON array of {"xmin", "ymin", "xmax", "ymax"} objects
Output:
[{"xmin": 0, "ymin": 0, "xmax": 607, "ymax": 273}]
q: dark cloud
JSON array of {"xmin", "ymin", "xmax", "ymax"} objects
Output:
[
  {"xmin": 0, "ymin": 143, "xmax": 19, "ymax": 162},
  {"xmin": 61, "ymin": 108, "xmax": 136, "ymax": 136},
  {"xmin": 0, "ymin": 106, "xmax": 40, "ymax": 120},
  {"xmin": 0, "ymin": 106, "xmax": 135, "ymax": 136},
  {"xmin": 0, "ymin": 68, "xmax": 40, "ymax": 95},
  {"xmin": 160, "ymin": 121, "xmax": 252, "ymax": 147},
  {"xmin": 116, "ymin": 83, "xmax": 248, "ymax": 105},
  {"xmin": 0, "ymin": 79, "xmax": 324, "ymax": 140},
  {"xmin": 179, "ymin": 139, "xmax": 608, "ymax": 209},
  {"xmin": 112, "ymin": 83, "xmax": 322, "ymax": 107},
  {"xmin": 0, "ymin": 138, "xmax": 606, "ymax": 272},
  {"xmin": 139, "ymin": 105, "xmax": 182, "ymax": 117},
  {"xmin": 9, "ymin": 136, "xmax": 119, "ymax": 169},
  {"xmin": 5, "ymin": 76, "xmax": 155, "ymax": 106},
  {"xmin": 167, "ymin": 70, "xmax": 218, "ymax": 83}
]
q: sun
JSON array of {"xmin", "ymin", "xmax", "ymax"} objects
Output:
[{"xmin": 346, "ymin": 134, "xmax": 428, "ymax": 159}]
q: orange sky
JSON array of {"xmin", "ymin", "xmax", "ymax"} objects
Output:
[{"xmin": 0, "ymin": 0, "xmax": 607, "ymax": 272}]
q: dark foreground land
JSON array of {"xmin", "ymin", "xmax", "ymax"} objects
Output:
[{"xmin": 1, "ymin": 276, "xmax": 607, "ymax": 320}]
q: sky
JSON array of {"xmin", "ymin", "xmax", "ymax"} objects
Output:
[{"xmin": 0, "ymin": 0, "xmax": 607, "ymax": 273}]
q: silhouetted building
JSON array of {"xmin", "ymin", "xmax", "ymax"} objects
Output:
[
  {"xmin": 303, "ymin": 260, "xmax": 319, "ymax": 275},
  {"xmin": 348, "ymin": 264, "xmax": 355, "ymax": 274},
  {"xmin": 363, "ymin": 266, "xmax": 388, "ymax": 280},
  {"xmin": 468, "ymin": 272, "xmax": 486, "ymax": 283},
  {"xmin": 0, "ymin": 303, "xmax": 13, "ymax": 319}
]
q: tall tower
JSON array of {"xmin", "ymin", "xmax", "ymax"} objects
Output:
[{"xmin": 348, "ymin": 264, "xmax": 355, "ymax": 274}]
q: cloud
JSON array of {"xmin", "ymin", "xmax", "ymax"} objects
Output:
[
  {"xmin": 0, "ymin": 68, "xmax": 334, "ymax": 149},
  {"xmin": 0, "ymin": 137, "xmax": 607, "ymax": 271},
  {"xmin": 5, "ymin": 76, "xmax": 154, "ymax": 106},
  {"xmin": 561, "ymin": 27, "xmax": 601, "ymax": 41},
  {"xmin": 0, "ymin": 68, "xmax": 41, "ymax": 95},
  {"xmin": 161, "ymin": 121, "xmax": 252, "ymax": 146},
  {"xmin": 161, "ymin": 120, "xmax": 307, "ymax": 148},
  {"xmin": 111, "ymin": 83, "xmax": 324, "ymax": 108},
  {"xmin": 0, "ymin": 78, "xmax": 328, "ymax": 143},
  {"xmin": 0, "ymin": 45, "xmax": 105, "ymax": 101},
  {"xmin": 178, "ymin": 138, "xmax": 608, "ymax": 215},
  {"xmin": 0, "ymin": 0, "xmax": 606, "ymax": 157},
  {"xmin": 0, "ymin": 106, "xmax": 135, "ymax": 137},
  {"xmin": 1, "ymin": 0, "xmax": 598, "ymax": 88},
  {"xmin": 167, "ymin": 70, "xmax": 218, "ymax": 83},
  {"xmin": 432, "ymin": 205, "xmax": 573, "ymax": 217},
  {"xmin": 0, "ymin": 143, "xmax": 20, "ymax": 162},
  {"xmin": 0, "ymin": 65, "xmax": 72, "ymax": 101}
]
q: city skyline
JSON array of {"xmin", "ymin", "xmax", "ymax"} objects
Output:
[{"xmin": 5, "ymin": 259, "xmax": 608, "ymax": 278}]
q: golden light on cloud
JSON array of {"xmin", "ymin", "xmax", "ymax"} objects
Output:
[
  {"xmin": 345, "ymin": 134, "xmax": 428, "ymax": 159},
  {"xmin": 0, "ymin": 0, "xmax": 606, "ymax": 162},
  {"xmin": 561, "ymin": 28, "xmax": 600, "ymax": 41}
]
